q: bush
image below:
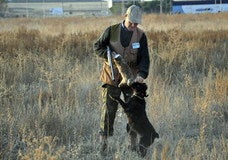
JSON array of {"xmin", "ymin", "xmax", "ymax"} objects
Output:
[
  {"xmin": 0, "ymin": 0, "xmax": 7, "ymax": 17},
  {"xmin": 110, "ymin": 1, "xmax": 171, "ymax": 15}
]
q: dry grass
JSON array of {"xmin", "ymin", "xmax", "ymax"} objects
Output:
[{"xmin": 0, "ymin": 13, "xmax": 228, "ymax": 160}]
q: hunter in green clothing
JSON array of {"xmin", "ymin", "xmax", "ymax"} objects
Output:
[{"xmin": 93, "ymin": 5, "xmax": 150, "ymax": 151}]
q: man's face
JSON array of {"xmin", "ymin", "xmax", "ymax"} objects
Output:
[{"xmin": 124, "ymin": 19, "xmax": 138, "ymax": 31}]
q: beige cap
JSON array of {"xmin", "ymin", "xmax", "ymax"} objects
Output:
[{"xmin": 126, "ymin": 5, "xmax": 142, "ymax": 24}]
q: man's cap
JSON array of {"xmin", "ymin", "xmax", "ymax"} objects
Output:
[{"xmin": 126, "ymin": 5, "xmax": 142, "ymax": 24}]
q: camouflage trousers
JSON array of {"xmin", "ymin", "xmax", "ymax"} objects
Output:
[{"xmin": 99, "ymin": 84, "xmax": 132, "ymax": 137}]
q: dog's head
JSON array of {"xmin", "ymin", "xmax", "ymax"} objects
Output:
[{"xmin": 130, "ymin": 82, "xmax": 148, "ymax": 98}]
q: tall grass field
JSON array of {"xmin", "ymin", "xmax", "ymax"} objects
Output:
[{"xmin": 0, "ymin": 13, "xmax": 228, "ymax": 159}]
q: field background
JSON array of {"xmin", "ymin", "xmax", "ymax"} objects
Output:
[
  {"xmin": 0, "ymin": 11, "xmax": 228, "ymax": 160},
  {"xmin": 6, "ymin": 2, "xmax": 109, "ymax": 17}
]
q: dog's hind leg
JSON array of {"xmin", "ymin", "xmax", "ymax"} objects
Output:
[
  {"xmin": 126, "ymin": 124, "xmax": 137, "ymax": 151},
  {"xmin": 138, "ymin": 144, "xmax": 147, "ymax": 157},
  {"xmin": 138, "ymin": 136, "xmax": 151, "ymax": 157}
]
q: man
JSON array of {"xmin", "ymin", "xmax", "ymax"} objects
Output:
[{"xmin": 93, "ymin": 5, "xmax": 150, "ymax": 152}]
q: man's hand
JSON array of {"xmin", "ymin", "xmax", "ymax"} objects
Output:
[
  {"xmin": 134, "ymin": 75, "xmax": 144, "ymax": 83},
  {"xmin": 112, "ymin": 52, "xmax": 120, "ymax": 58},
  {"xmin": 112, "ymin": 52, "xmax": 122, "ymax": 61}
]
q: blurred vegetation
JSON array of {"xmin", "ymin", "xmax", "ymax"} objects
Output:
[
  {"xmin": 110, "ymin": 0, "xmax": 171, "ymax": 14},
  {"xmin": 0, "ymin": 0, "xmax": 7, "ymax": 17}
]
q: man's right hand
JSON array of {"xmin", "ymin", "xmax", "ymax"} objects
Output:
[{"xmin": 112, "ymin": 52, "xmax": 121, "ymax": 60}]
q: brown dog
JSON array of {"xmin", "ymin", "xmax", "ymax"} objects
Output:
[{"xmin": 111, "ymin": 82, "xmax": 159, "ymax": 157}]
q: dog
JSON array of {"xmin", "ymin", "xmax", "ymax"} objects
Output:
[{"xmin": 111, "ymin": 82, "xmax": 159, "ymax": 157}]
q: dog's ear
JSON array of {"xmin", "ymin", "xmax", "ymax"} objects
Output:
[
  {"xmin": 141, "ymin": 83, "xmax": 148, "ymax": 91},
  {"xmin": 141, "ymin": 83, "xmax": 148, "ymax": 97}
]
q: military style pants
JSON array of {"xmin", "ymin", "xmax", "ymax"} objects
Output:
[{"xmin": 99, "ymin": 84, "xmax": 132, "ymax": 137}]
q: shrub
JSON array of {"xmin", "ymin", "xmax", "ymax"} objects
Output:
[{"xmin": 0, "ymin": 0, "xmax": 7, "ymax": 17}]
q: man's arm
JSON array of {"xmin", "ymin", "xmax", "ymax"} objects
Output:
[
  {"xmin": 93, "ymin": 27, "xmax": 111, "ymax": 59},
  {"xmin": 137, "ymin": 33, "xmax": 150, "ymax": 79}
]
